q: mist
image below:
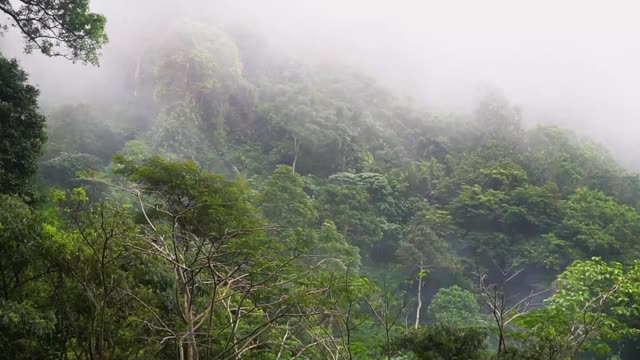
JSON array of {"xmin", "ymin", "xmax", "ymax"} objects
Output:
[{"xmin": 3, "ymin": 0, "xmax": 640, "ymax": 168}]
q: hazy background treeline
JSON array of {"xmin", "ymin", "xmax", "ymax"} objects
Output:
[{"xmin": 5, "ymin": 0, "xmax": 640, "ymax": 169}]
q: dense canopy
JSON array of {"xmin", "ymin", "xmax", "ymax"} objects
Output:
[{"xmin": 2, "ymin": 4, "xmax": 640, "ymax": 359}]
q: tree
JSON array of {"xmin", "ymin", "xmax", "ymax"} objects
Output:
[
  {"xmin": 258, "ymin": 165, "xmax": 318, "ymax": 250},
  {"xmin": 318, "ymin": 180, "xmax": 382, "ymax": 249},
  {"xmin": 427, "ymin": 285, "xmax": 483, "ymax": 327},
  {"xmin": 0, "ymin": 193, "xmax": 71, "ymax": 359},
  {"xmin": 525, "ymin": 125, "xmax": 619, "ymax": 197},
  {"xmin": 0, "ymin": 55, "xmax": 46, "ymax": 195},
  {"xmin": 392, "ymin": 325, "xmax": 488, "ymax": 360},
  {"xmin": 407, "ymin": 158, "xmax": 449, "ymax": 203},
  {"xmin": 113, "ymin": 157, "xmax": 259, "ymax": 359},
  {"xmin": 40, "ymin": 152, "xmax": 103, "ymax": 188},
  {"xmin": 0, "ymin": 0, "xmax": 107, "ymax": 64},
  {"xmin": 315, "ymin": 220, "xmax": 361, "ymax": 272},
  {"xmin": 0, "ymin": 194, "xmax": 44, "ymax": 310},
  {"xmin": 555, "ymin": 188, "xmax": 640, "ymax": 261},
  {"xmin": 366, "ymin": 279, "xmax": 407, "ymax": 360},
  {"xmin": 397, "ymin": 206, "xmax": 458, "ymax": 328},
  {"xmin": 451, "ymin": 160, "xmax": 562, "ymax": 269},
  {"xmin": 518, "ymin": 258, "xmax": 640, "ymax": 358},
  {"xmin": 309, "ymin": 269, "xmax": 376, "ymax": 360},
  {"xmin": 51, "ymin": 190, "xmax": 155, "ymax": 359},
  {"xmin": 475, "ymin": 262, "xmax": 550, "ymax": 355},
  {"xmin": 44, "ymin": 104, "xmax": 126, "ymax": 163},
  {"xmin": 110, "ymin": 156, "xmax": 321, "ymax": 360},
  {"xmin": 0, "ymin": 187, "xmax": 170, "ymax": 359},
  {"xmin": 473, "ymin": 87, "xmax": 523, "ymax": 144},
  {"xmin": 150, "ymin": 21, "xmax": 243, "ymax": 162}
]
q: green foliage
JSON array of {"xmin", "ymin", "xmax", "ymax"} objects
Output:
[
  {"xmin": 0, "ymin": 194, "xmax": 59, "ymax": 358},
  {"xmin": 0, "ymin": 55, "xmax": 46, "ymax": 195},
  {"xmin": 0, "ymin": 0, "xmax": 108, "ymax": 64},
  {"xmin": 261, "ymin": 166, "xmax": 316, "ymax": 223},
  {"xmin": 451, "ymin": 162, "xmax": 563, "ymax": 267},
  {"xmin": 518, "ymin": 258, "xmax": 640, "ymax": 357},
  {"xmin": 398, "ymin": 206, "xmax": 459, "ymax": 273},
  {"xmin": 318, "ymin": 178, "xmax": 383, "ymax": 249},
  {"xmin": 556, "ymin": 188, "xmax": 640, "ymax": 261},
  {"xmin": 478, "ymin": 161, "xmax": 528, "ymax": 192},
  {"xmin": 40, "ymin": 152, "xmax": 103, "ymax": 188},
  {"xmin": 149, "ymin": 20, "xmax": 243, "ymax": 162},
  {"xmin": 119, "ymin": 139, "xmax": 151, "ymax": 163},
  {"xmin": 112, "ymin": 157, "xmax": 345, "ymax": 358},
  {"xmin": 392, "ymin": 325, "xmax": 489, "ymax": 360},
  {"xmin": 427, "ymin": 286, "xmax": 483, "ymax": 327},
  {"xmin": 0, "ymin": 195, "xmax": 43, "ymax": 302},
  {"xmin": 114, "ymin": 156, "xmax": 262, "ymax": 237},
  {"xmin": 473, "ymin": 87, "xmax": 523, "ymax": 141},
  {"xmin": 45, "ymin": 104, "xmax": 127, "ymax": 163},
  {"xmin": 316, "ymin": 220, "xmax": 362, "ymax": 271}
]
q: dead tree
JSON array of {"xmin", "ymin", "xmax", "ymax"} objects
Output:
[
  {"xmin": 474, "ymin": 262, "xmax": 550, "ymax": 354},
  {"xmin": 367, "ymin": 279, "xmax": 408, "ymax": 360}
]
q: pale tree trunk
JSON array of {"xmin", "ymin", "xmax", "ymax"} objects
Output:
[
  {"xmin": 276, "ymin": 321, "xmax": 290, "ymax": 360},
  {"xmin": 185, "ymin": 282, "xmax": 198, "ymax": 360},
  {"xmin": 175, "ymin": 261, "xmax": 198, "ymax": 360},
  {"xmin": 405, "ymin": 311, "xmax": 409, "ymax": 330},
  {"xmin": 415, "ymin": 258, "xmax": 424, "ymax": 329},
  {"xmin": 187, "ymin": 322, "xmax": 197, "ymax": 360},
  {"xmin": 185, "ymin": 294, "xmax": 197, "ymax": 360},
  {"xmin": 133, "ymin": 55, "xmax": 141, "ymax": 97},
  {"xmin": 178, "ymin": 339, "xmax": 185, "ymax": 360},
  {"xmin": 292, "ymin": 135, "xmax": 301, "ymax": 174}
]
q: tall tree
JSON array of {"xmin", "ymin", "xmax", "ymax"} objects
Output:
[
  {"xmin": 111, "ymin": 156, "xmax": 321, "ymax": 360},
  {"xmin": 397, "ymin": 207, "xmax": 458, "ymax": 328},
  {"xmin": 0, "ymin": 194, "xmax": 54, "ymax": 359},
  {"xmin": 0, "ymin": 55, "xmax": 46, "ymax": 195}
]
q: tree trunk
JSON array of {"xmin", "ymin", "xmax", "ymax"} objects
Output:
[
  {"xmin": 178, "ymin": 339, "xmax": 185, "ymax": 360},
  {"xmin": 292, "ymin": 135, "xmax": 300, "ymax": 174},
  {"xmin": 185, "ymin": 286, "xmax": 198, "ymax": 360},
  {"xmin": 405, "ymin": 310, "xmax": 409, "ymax": 329},
  {"xmin": 133, "ymin": 55, "xmax": 141, "ymax": 97},
  {"xmin": 415, "ymin": 259, "xmax": 424, "ymax": 329},
  {"xmin": 187, "ymin": 318, "xmax": 198, "ymax": 360},
  {"xmin": 187, "ymin": 338, "xmax": 195, "ymax": 360},
  {"xmin": 497, "ymin": 324, "xmax": 506, "ymax": 354},
  {"xmin": 385, "ymin": 328, "xmax": 391, "ymax": 360}
]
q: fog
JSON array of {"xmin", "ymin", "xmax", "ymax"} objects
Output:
[{"xmin": 3, "ymin": 0, "xmax": 640, "ymax": 168}]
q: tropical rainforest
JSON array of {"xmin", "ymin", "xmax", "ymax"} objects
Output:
[{"xmin": 3, "ymin": 1, "xmax": 640, "ymax": 360}]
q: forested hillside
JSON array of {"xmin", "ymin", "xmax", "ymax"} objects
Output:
[{"xmin": 4, "ymin": 5, "xmax": 640, "ymax": 359}]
